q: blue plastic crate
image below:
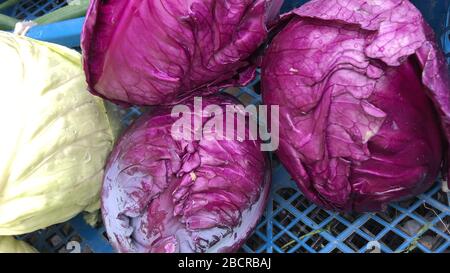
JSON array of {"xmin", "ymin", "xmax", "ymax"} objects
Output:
[{"xmin": 2, "ymin": 0, "xmax": 449, "ymax": 253}]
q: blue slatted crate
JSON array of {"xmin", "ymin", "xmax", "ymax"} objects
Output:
[{"xmin": 1, "ymin": 0, "xmax": 449, "ymax": 253}]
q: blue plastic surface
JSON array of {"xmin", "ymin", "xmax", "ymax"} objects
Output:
[
  {"xmin": 26, "ymin": 17, "xmax": 85, "ymax": 48},
  {"xmin": 2, "ymin": 0, "xmax": 450, "ymax": 253}
]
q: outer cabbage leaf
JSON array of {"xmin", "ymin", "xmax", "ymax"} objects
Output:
[
  {"xmin": 0, "ymin": 237, "xmax": 38, "ymax": 253},
  {"xmin": 81, "ymin": 0, "xmax": 283, "ymax": 106},
  {"xmin": 261, "ymin": 0, "xmax": 450, "ymax": 212},
  {"xmin": 0, "ymin": 32, "xmax": 114, "ymax": 234},
  {"xmin": 102, "ymin": 94, "xmax": 270, "ymax": 253}
]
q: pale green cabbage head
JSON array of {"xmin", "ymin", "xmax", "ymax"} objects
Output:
[
  {"xmin": 0, "ymin": 236, "xmax": 37, "ymax": 253},
  {"xmin": 0, "ymin": 31, "xmax": 114, "ymax": 235}
]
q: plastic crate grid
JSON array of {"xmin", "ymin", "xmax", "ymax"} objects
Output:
[
  {"xmin": 10, "ymin": 0, "xmax": 67, "ymax": 20},
  {"xmin": 3, "ymin": 0, "xmax": 450, "ymax": 253},
  {"xmin": 17, "ymin": 215, "xmax": 113, "ymax": 253}
]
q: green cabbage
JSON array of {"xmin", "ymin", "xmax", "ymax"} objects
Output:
[
  {"xmin": 0, "ymin": 236, "xmax": 37, "ymax": 253},
  {"xmin": 0, "ymin": 31, "xmax": 114, "ymax": 235}
]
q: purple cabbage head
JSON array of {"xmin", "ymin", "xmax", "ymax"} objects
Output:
[
  {"xmin": 261, "ymin": 0, "xmax": 450, "ymax": 212},
  {"xmin": 102, "ymin": 94, "xmax": 270, "ymax": 252},
  {"xmin": 81, "ymin": 0, "xmax": 284, "ymax": 106}
]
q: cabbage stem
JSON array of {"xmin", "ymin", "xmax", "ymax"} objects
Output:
[
  {"xmin": 0, "ymin": 0, "xmax": 20, "ymax": 11},
  {"xmin": 34, "ymin": 0, "xmax": 90, "ymax": 25},
  {"xmin": 0, "ymin": 0, "xmax": 89, "ymax": 31},
  {"xmin": 0, "ymin": 14, "xmax": 18, "ymax": 30}
]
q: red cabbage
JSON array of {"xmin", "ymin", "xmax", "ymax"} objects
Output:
[
  {"xmin": 261, "ymin": 0, "xmax": 450, "ymax": 212},
  {"xmin": 81, "ymin": 0, "xmax": 283, "ymax": 106},
  {"xmin": 102, "ymin": 94, "xmax": 270, "ymax": 252}
]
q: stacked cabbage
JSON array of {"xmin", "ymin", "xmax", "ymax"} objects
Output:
[{"xmin": 0, "ymin": 32, "xmax": 114, "ymax": 235}]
